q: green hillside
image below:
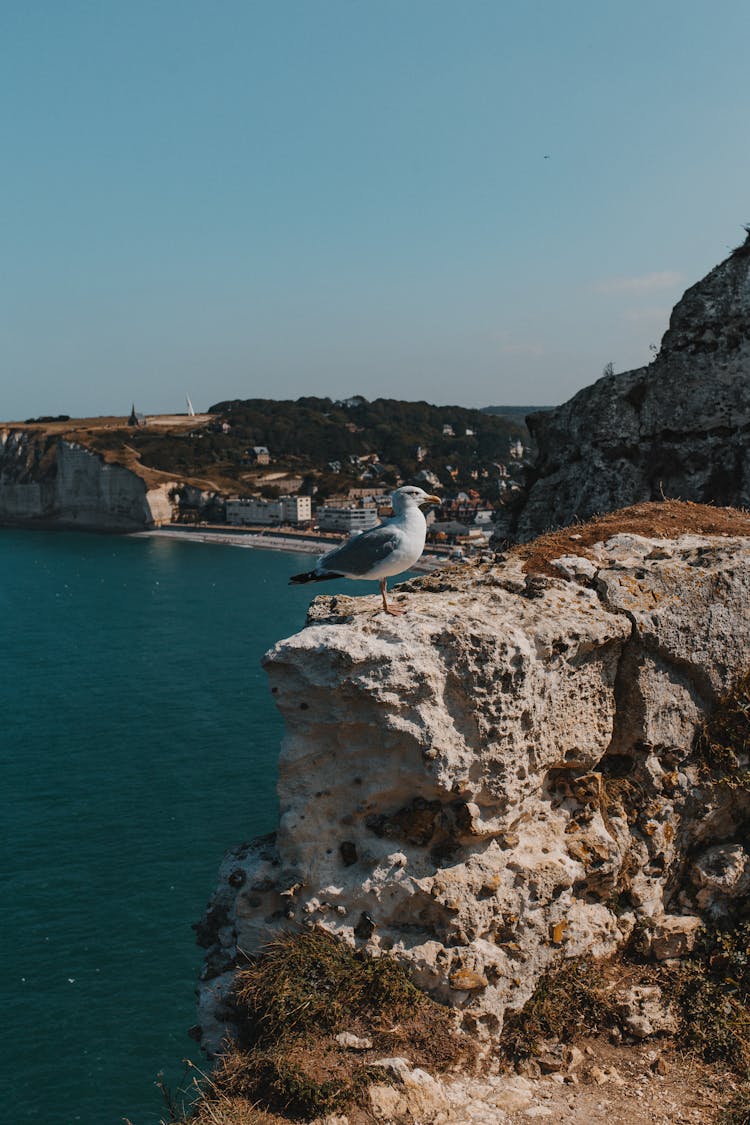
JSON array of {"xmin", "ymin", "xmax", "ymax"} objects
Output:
[
  {"xmin": 207, "ymin": 396, "xmax": 528, "ymax": 496},
  {"xmin": 81, "ymin": 396, "xmax": 530, "ymax": 501}
]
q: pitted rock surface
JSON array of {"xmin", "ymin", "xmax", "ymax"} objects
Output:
[{"xmin": 196, "ymin": 531, "xmax": 750, "ymax": 1054}]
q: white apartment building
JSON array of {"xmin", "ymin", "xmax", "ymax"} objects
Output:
[
  {"xmin": 317, "ymin": 505, "xmax": 379, "ymax": 534},
  {"xmin": 279, "ymin": 496, "xmax": 312, "ymax": 523},
  {"xmin": 226, "ymin": 495, "xmax": 312, "ymax": 526}
]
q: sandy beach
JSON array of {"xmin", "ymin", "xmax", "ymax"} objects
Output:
[
  {"xmin": 133, "ymin": 525, "xmax": 328, "ymax": 554},
  {"xmin": 131, "ymin": 525, "xmax": 451, "ymax": 571}
]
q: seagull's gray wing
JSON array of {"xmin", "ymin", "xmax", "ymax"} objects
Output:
[{"xmin": 319, "ymin": 524, "xmax": 401, "ymax": 577}]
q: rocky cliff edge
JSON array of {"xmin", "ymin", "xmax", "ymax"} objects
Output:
[
  {"xmin": 0, "ymin": 428, "xmax": 177, "ymax": 529},
  {"xmin": 517, "ymin": 234, "xmax": 750, "ymax": 539},
  {"xmin": 196, "ymin": 501, "xmax": 750, "ymax": 1060}
]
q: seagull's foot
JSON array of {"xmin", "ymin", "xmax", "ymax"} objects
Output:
[{"xmin": 383, "ymin": 602, "xmax": 407, "ymax": 616}]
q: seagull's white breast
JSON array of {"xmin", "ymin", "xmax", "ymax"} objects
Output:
[{"xmin": 349, "ymin": 508, "xmax": 427, "ymax": 580}]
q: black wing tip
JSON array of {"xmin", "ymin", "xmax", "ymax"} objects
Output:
[
  {"xmin": 289, "ymin": 570, "xmax": 343, "ymax": 585},
  {"xmin": 289, "ymin": 570, "xmax": 316, "ymax": 584}
]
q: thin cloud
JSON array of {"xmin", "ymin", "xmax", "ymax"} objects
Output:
[{"xmin": 594, "ymin": 271, "xmax": 683, "ymax": 295}]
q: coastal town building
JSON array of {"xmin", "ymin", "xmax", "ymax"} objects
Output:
[
  {"xmin": 347, "ymin": 487, "xmax": 389, "ymax": 501},
  {"xmin": 429, "ymin": 520, "xmax": 488, "ymax": 542},
  {"xmin": 415, "ymin": 468, "xmax": 441, "ymax": 489},
  {"xmin": 226, "ymin": 495, "xmax": 311, "ymax": 526},
  {"xmin": 438, "ymin": 495, "xmax": 494, "ymax": 524},
  {"xmin": 316, "ymin": 504, "xmax": 379, "ymax": 533},
  {"xmin": 277, "ymin": 495, "xmax": 311, "ymax": 524},
  {"xmin": 427, "ymin": 493, "xmax": 495, "ymax": 548},
  {"xmin": 359, "ymin": 462, "xmax": 387, "ymax": 481}
]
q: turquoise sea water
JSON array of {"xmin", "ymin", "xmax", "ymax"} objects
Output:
[{"xmin": 0, "ymin": 529, "xmax": 377, "ymax": 1125}]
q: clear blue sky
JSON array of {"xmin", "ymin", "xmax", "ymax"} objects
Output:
[{"xmin": 1, "ymin": 0, "xmax": 749, "ymax": 419}]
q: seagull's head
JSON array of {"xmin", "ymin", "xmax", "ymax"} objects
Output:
[{"xmin": 391, "ymin": 485, "xmax": 442, "ymax": 514}]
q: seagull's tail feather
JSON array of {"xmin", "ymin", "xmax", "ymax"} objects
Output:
[{"xmin": 289, "ymin": 569, "xmax": 343, "ymax": 585}]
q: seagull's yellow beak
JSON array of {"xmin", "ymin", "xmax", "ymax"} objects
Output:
[{"xmin": 423, "ymin": 494, "xmax": 442, "ymax": 506}]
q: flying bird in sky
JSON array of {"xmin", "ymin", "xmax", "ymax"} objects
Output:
[{"xmin": 290, "ymin": 485, "xmax": 441, "ymax": 615}]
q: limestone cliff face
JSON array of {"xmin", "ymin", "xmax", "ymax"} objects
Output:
[
  {"xmin": 0, "ymin": 429, "xmax": 176, "ymax": 529},
  {"xmin": 196, "ymin": 517, "xmax": 750, "ymax": 1053},
  {"xmin": 517, "ymin": 237, "xmax": 750, "ymax": 540}
]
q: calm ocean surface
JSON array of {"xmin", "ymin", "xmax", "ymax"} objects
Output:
[{"xmin": 0, "ymin": 528, "xmax": 377, "ymax": 1125}]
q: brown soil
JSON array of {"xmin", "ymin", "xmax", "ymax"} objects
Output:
[
  {"xmin": 514, "ymin": 499, "xmax": 750, "ymax": 577},
  {"xmin": 95, "ymin": 441, "xmax": 221, "ymax": 492}
]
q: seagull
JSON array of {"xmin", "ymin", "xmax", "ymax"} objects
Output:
[{"xmin": 290, "ymin": 485, "xmax": 441, "ymax": 615}]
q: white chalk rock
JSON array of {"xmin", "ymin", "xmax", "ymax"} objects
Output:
[{"xmin": 196, "ymin": 532, "xmax": 750, "ymax": 1048}]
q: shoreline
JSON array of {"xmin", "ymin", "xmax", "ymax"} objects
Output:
[
  {"xmin": 132, "ymin": 525, "xmax": 329, "ymax": 555},
  {"xmin": 130, "ymin": 525, "xmax": 453, "ymax": 571}
]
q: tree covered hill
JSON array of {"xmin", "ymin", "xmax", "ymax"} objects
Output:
[
  {"xmin": 211, "ymin": 395, "xmax": 526, "ymax": 465},
  {"xmin": 481, "ymin": 405, "xmax": 553, "ymax": 422},
  {"xmin": 78, "ymin": 397, "xmax": 531, "ymax": 500}
]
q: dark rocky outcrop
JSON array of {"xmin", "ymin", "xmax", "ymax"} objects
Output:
[{"xmin": 516, "ymin": 231, "xmax": 750, "ymax": 541}]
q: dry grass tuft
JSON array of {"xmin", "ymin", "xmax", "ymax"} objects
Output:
[
  {"xmin": 233, "ymin": 927, "xmax": 425, "ymax": 1043},
  {"xmin": 695, "ymin": 670, "xmax": 750, "ymax": 787},
  {"xmin": 186, "ymin": 1096, "xmax": 287, "ymax": 1125},
  {"xmin": 499, "ymin": 957, "xmax": 617, "ymax": 1062},
  {"xmin": 672, "ymin": 922, "xmax": 750, "ymax": 1076},
  {"xmin": 717, "ymin": 1086, "xmax": 750, "ymax": 1125},
  {"xmin": 213, "ymin": 1041, "xmax": 372, "ymax": 1120},
  {"xmin": 173, "ymin": 927, "xmax": 472, "ymax": 1123}
]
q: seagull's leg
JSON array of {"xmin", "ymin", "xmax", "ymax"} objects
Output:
[{"xmin": 380, "ymin": 577, "xmax": 405, "ymax": 616}]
